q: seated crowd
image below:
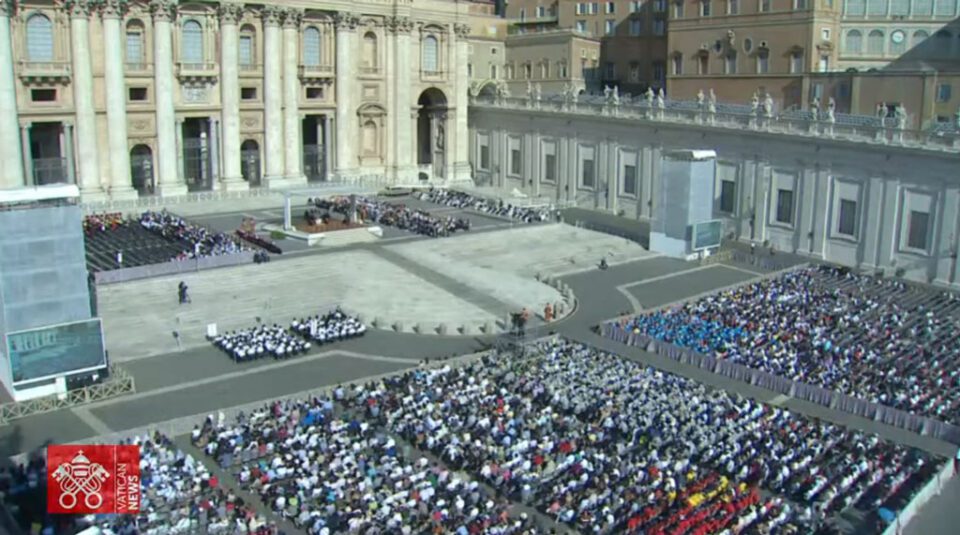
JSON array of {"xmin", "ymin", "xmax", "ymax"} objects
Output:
[
  {"xmin": 310, "ymin": 196, "xmax": 470, "ymax": 238},
  {"xmin": 415, "ymin": 188, "xmax": 554, "ymax": 224},
  {"xmin": 349, "ymin": 340, "xmax": 940, "ymax": 534},
  {"xmin": 83, "ymin": 212, "xmax": 126, "ymax": 235},
  {"xmin": 609, "ymin": 265, "xmax": 960, "ymax": 424},
  {"xmin": 291, "ymin": 308, "xmax": 366, "ymax": 344},
  {"xmin": 193, "ymin": 399, "xmax": 545, "ymax": 535},
  {"xmin": 140, "ymin": 210, "xmax": 251, "ymax": 259},
  {"xmin": 213, "ymin": 325, "xmax": 311, "ymax": 362},
  {"xmin": 1, "ymin": 433, "xmax": 278, "ymax": 535}
]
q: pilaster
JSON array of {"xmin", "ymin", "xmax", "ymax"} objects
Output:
[
  {"xmin": 451, "ymin": 22, "xmax": 471, "ymax": 182},
  {"xmin": 387, "ymin": 15, "xmax": 416, "ymax": 181},
  {"xmin": 68, "ymin": 0, "xmax": 105, "ymax": 199},
  {"xmin": 218, "ymin": 2, "xmax": 247, "ymax": 191},
  {"xmin": 334, "ymin": 11, "xmax": 359, "ymax": 178},
  {"xmin": 150, "ymin": 0, "xmax": 186, "ymax": 197},
  {"xmin": 282, "ymin": 8, "xmax": 305, "ymax": 184},
  {"xmin": 262, "ymin": 6, "xmax": 285, "ymax": 186}
]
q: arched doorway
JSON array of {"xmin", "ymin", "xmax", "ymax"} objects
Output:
[
  {"xmin": 241, "ymin": 139, "xmax": 261, "ymax": 186},
  {"xmin": 130, "ymin": 144, "xmax": 154, "ymax": 195},
  {"xmin": 417, "ymin": 88, "xmax": 447, "ymax": 180}
]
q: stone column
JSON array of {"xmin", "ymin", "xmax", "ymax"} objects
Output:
[
  {"xmin": 101, "ymin": 0, "xmax": 136, "ymax": 199},
  {"xmin": 451, "ymin": 23, "xmax": 471, "ymax": 181},
  {"xmin": 63, "ymin": 122, "xmax": 75, "ymax": 184},
  {"xmin": 0, "ymin": 0, "xmax": 24, "ymax": 188},
  {"xmin": 68, "ymin": 0, "xmax": 104, "ymax": 199},
  {"xmin": 218, "ymin": 3, "xmax": 247, "ymax": 191},
  {"xmin": 262, "ymin": 6, "xmax": 284, "ymax": 185},
  {"xmin": 322, "ymin": 115, "xmax": 331, "ymax": 178},
  {"xmin": 150, "ymin": 0, "xmax": 186, "ymax": 196},
  {"xmin": 282, "ymin": 8, "xmax": 305, "ymax": 183},
  {"xmin": 209, "ymin": 118, "xmax": 220, "ymax": 182},
  {"xmin": 389, "ymin": 16, "xmax": 414, "ymax": 180},
  {"xmin": 334, "ymin": 12, "xmax": 359, "ymax": 178},
  {"xmin": 20, "ymin": 124, "xmax": 32, "ymax": 185}
]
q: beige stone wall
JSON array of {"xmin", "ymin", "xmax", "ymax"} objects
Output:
[{"xmin": 503, "ymin": 30, "xmax": 601, "ymax": 93}]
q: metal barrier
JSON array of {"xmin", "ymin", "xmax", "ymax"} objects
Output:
[{"xmin": 0, "ymin": 365, "xmax": 135, "ymax": 425}]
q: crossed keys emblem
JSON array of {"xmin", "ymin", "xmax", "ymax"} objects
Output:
[{"xmin": 52, "ymin": 451, "xmax": 111, "ymax": 510}]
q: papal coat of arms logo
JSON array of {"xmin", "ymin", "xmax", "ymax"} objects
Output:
[{"xmin": 47, "ymin": 444, "xmax": 141, "ymax": 515}]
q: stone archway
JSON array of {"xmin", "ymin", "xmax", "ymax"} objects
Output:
[
  {"xmin": 476, "ymin": 81, "xmax": 497, "ymax": 100},
  {"xmin": 130, "ymin": 144, "xmax": 154, "ymax": 195},
  {"xmin": 417, "ymin": 87, "xmax": 448, "ymax": 180}
]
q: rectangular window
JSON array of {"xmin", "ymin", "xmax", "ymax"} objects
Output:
[
  {"xmin": 605, "ymin": 62, "xmax": 616, "ymax": 79},
  {"xmin": 30, "ymin": 88, "xmax": 56, "ymax": 102},
  {"xmin": 545, "ymin": 153, "xmax": 557, "ymax": 181},
  {"xmin": 128, "ymin": 87, "xmax": 148, "ymax": 101},
  {"xmin": 818, "ymin": 55, "xmax": 829, "ymax": 72},
  {"xmin": 624, "ymin": 164, "xmax": 638, "ymax": 195},
  {"xmin": 675, "ymin": 2, "xmax": 685, "ymax": 17},
  {"xmin": 576, "ymin": 3, "xmax": 585, "ymax": 15},
  {"xmin": 239, "ymin": 35, "xmax": 253, "ymax": 66},
  {"xmin": 812, "ymin": 83, "xmax": 823, "ymax": 99},
  {"xmin": 629, "ymin": 63, "xmax": 640, "ymax": 81},
  {"xmin": 125, "ymin": 32, "xmax": 143, "ymax": 64},
  {"xmin": 306, "ymin": 87, "xmax": 323, "ymax": 99},
  {"xmin": 480, "ymin": 144, "xmax": 490, "ymax": 170},
  {"xmin": 654, "ymin": 18, "xmax": 665, "ymax": 35},
  {"xmin": 467, "ymin": 63, "xmax": 473, "ymax": 77},
  {"xmin": 519, "ymin": 8, "xmax": 526, "ymax": 21},
  {"xmin": 720, "ymin": 180, "xmax": 736, "ymax": 213},
  {"xmin": 776, "ymin": 189, "xmax": 794, "ymax": 224},
  {"xmin": 630, "ymin": 19, "xmax": 642, "ymax": 35},
  {"xmin": 937, "ymin": 84, "xmax": 952, "ymax": 102},
  {"xmin": 576, "ymin": 20, "xmax": 588, "ymax": 32},
  {"xmin": 241, "ymin": 87, "xmax": 257, "ymax": 100},
  {"xmin": 673, "ymin": 55, "xmax": 683, "ymax": 75},
  {"xmin": 759, "ymin": 0, "xmax": 771, "ymax": 11},
  {"xmin": 582, "ymin": 158, "xmax": 595, "ymax": 188},
  {"xmin": 791, "ymin": 52, "xmax": 803, "ymax": 73},
  {"xmin": 757, "ymin": 53, "xmax": 769, "ymax": 73},
  {"xmin": 490, "ymin": 65, "xmax": 498, "ymax": 79},
  {"xmin": 837, "ymin": 199, "xmax": 857, "ymax": 236},
  {"xmin": 654, "ymin": 0, "xmax": 667, "ymax": 10},
  {"xmin": 795, "ymin": 0, "xmax": 808, "ymax": 8},
  {"xmin": 821, "ymin": 28, "xmax": 831, "ymax": 41},
  {"xmin": 510, "ymin": 148, "xmax": 522, "ymax": 175},
  {"xmin": 605, "ymin": 19, "xmax": 615, "ymax": 35},
  {"xmin": 653, "ymin": 61, "xmax": 665, "ymax": 81},
  {"xmin": 592, "ymin": 2, "xmax": 600, "ymax": 14},
  {"xmin": 907, "ymin": 210, "xmax": 930, "ymax": 250},
  {"xmin": 630, "ymin": 1, "xmax": 641, "ymax": 12},
  {"xmin": 702, "ymin": 0, "xmax": 712, "ymax": 16},
  {"xmin": 606, "ymin": 1, "xmax": 616, "ymax": 13},
  {"xmin": 537, "ymin": 5, "xmax": 546, "ymax": 17},
  {"xmin": 728, "ymin": 0, "xmax": 739, "ymax": 14}
]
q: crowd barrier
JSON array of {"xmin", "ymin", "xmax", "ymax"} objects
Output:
[
  {"xmin": 94, "ymin": 251, "xmax": 255, "ymax": 285},
  {"xmin": 882, "ymin": 458, "xmax": 956, "ymax": 535},
  {"xmin": 601, "ymin": 322, "xmax": 960, "ymax": 445}
]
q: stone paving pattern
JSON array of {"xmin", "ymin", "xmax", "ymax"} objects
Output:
[{"xmin": 2, "ymin": 195, "xmax": 958, "ymax": 535}]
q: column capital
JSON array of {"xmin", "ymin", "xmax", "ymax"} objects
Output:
[
  {"xmin": 65, "ymin": 0, "xmax": 96, "ymax": 19},
  {"xmin": 453, "ymin": 23, "xmax": 471, "ymax": 39},
  {"xmin": 282, "ymin": 7, "xmax": 302, "ymax": 29},
  {"xmin": 0, "ymin": 0, "xmax": 16, "ymax": 18},
  {"xmin": 385, "ymin": 15, "xmax": 414, "ymax": 34},
  {"xmin": 218, "ymin": 2, "xmax": 243, "ymax": 26},
  {"xmin": 100, "ymin": 0, "xmax": 128, "ymax": 19},
  {"xmin": 333, "ymin": 11, "xmax": 359, "ymax": 31},
  {"xmin": 149, "ymin": 0, "xmax": 177, "ymax": 23},
  {"xmin": 261, "ymin": 4, "xmax": 284, "ymax": 27}
]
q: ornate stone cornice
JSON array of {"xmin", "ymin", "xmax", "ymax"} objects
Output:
[
  {"xmin": 453, "ymin": 23, "xmax": 470, "ymax": 39},
  {"xmin": 218, "ymin": 2, "xmax": 242, "ymax": 25},
  {"xmin": 333, "ymin": 11, "xmax": 359, "ymax": 31},
  {"xmin": 282, "ymin": 7, "xmax": 302, "ymax": 29},
  {"xmin": 261, "ymin": 4, "xmax": 283, "ymax": 26},
  {"xmin": 65, "ymin": 0, "xmax": 96, "ymax": 19},
  {"xmin": 149, "ymin": 0, "xmax": 176, "ymax": 22},
  {"xmin": 100, "ymin": 0, "xmax": 128, "ymax": 19},
  {"xmin": 385, "ymin": 15, "xmax": 413, "ymax": 34},
  {"xmin": 0, "ymin": 0, "xmax": 16, "ymax": 18}
]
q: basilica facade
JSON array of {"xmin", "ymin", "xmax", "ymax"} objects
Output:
[{"xmin": 0, "ymin": 0, "xmax": 473, "ymax": 200}]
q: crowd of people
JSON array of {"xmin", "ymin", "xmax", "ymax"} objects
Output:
[
  {"xmin": 291, "ymin": 308, "xmax": 367, "ymax": 344},
  {"xmin": 1, "ymin": 433, "xmax": 279, "ymax": 535},
  {"xmin": 212, "ymin": 325, "xmax": 311, "ymax": 362},
  {"xmin": 193, "ymin": 398, "xmax": 546, "ymax": 535},
  {"xmin": 415, "ymin": 188, "xmax": 555, "ymax": 224},
  {"xmin": 310, "ymin": 196, "xmax": 471, "ymax": 238},
  {"xmin": 347, "ymin": 340, "xmax": 940, "ymax": 534},
  {"xmin": 83, "ymin": 212, "xmax": 126, "ymax": 235},
  {"xmin": 140, "ymin": 210, "xmax": 251, "ymax": 259},
  {"xmin": 609, "ymin": 265, "xmax": 960, "ymax": 424}
]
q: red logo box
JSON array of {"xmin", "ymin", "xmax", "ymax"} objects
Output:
[{"xmin": 47, "ymin": 444, "xmax": 141, "ymax": 515}]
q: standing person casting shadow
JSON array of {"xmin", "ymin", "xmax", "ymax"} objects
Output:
[
  {"xmin": 599, "ymin": 257, "xmax": 609, "ymax": 270},
  {"xmin": 178, "ymin": 281, "xmax": 191, "ymax": 304}
]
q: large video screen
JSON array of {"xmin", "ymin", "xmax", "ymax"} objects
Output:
[
  {"xmin": 693, "ymin": 220, "xmax": 723, "ymax": 251},
  {"xmin": 7, "ymin": 319, "xmax": 106, "ymax": 385}
]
